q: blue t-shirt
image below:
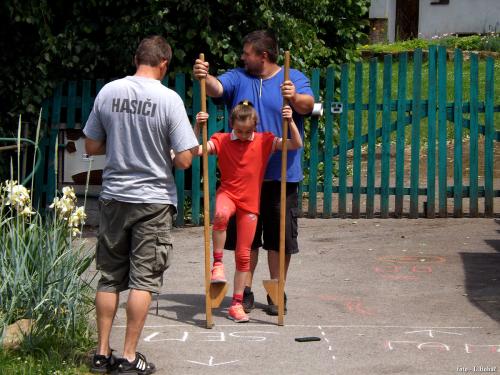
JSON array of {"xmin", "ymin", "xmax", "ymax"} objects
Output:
[{"xmin": 218, "ymin": 67, "xmax": 313, "ymax": 182}]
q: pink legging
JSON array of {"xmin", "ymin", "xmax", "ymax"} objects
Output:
[{"xmin": 212, "ymin": 191, "xmax": 258, "ymax": 272}]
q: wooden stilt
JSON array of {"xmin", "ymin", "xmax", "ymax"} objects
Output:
[
  {"xmin": 263, "ymin": 279, "xmax": 278, "ymax": 305},
  {"xmin": 263, "ymin": 51, "xmax": 290, "ymax": 326},
  {"xmin": 200, "ymin": 54, "xmax": 227, "ymax": 328},
  {"xmin": 278, "ymin": 51, "xmax": 290, "ymax": 326},
  {"xmin": 200, "ymin": 53, "xmax": 214, "ymax": 329},
  {"xmin": 210, "ymin": 283, "xmax": 229, "ymax": 308}
]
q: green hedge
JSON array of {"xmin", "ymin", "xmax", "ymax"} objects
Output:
[
  {"xmin": 361, "ymin": 33, "xmax": 500, "ymax": 54},
  {"xmin": 0, "ymin": 0, "xmax": 369, "ymax": 131}
]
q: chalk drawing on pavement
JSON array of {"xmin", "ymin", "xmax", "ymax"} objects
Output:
[{"xmin": 187, "ymin": 356, "xmax": 239, "ymax": 367}]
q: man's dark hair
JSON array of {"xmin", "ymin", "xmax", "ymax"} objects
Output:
[
  {"xmin": 134, "ymin": 35, "xmax": 172, "ymax": 67},
  {"xmin": 242, "ymin": 30, "xmax": 278, "ymax": 63}
]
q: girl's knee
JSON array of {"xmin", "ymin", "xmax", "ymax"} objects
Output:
[
  {"xmin": 213, "ymin": 207, "xmax": 231, "ymax": 231},
  {"xmin": 235, "ymin": 250, "xmax": 250, "ymax": 272}
]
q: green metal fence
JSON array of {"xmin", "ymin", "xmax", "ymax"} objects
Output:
[{"xmin": 35, "ymin": 47, "xmax": 499, "ymax": 223}]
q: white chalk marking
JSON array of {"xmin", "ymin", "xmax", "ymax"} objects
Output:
[
  {"xmin": 144, "ymin": 331, "xmax": 189, "ymax": 342},
  {"xmin": 386, "ymin": 340, "xmax": 451, "ymax": 352},
  {"xmin": 229, "ymin": 331, "xmax": 278, "ymax": 342},
  {"xmin": 123, "ymin": 324, "xmax": 484, "ymax": 329},
  {"xmin": 187, "ymin": 356, "xmax": 239, "ymax": 367},
  {"xmin": 417, "ymin": 342, "xmax": 451, "ymax": 351},
  {"xmin": 405, "ymin": 329, "xmax": 464, "ymax": 338},
  {"xmin": 318, "ymin": 326, "xmax": 336, "ymax": 364}
]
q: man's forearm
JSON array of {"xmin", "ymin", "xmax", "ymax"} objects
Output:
[
  {"xmin": 85, "ymin": 138, "xmax": 106, "ymax": 155},
  {"xmin": 173, "ymin": 148, "xmax": 196, "ymax": 170},
  {"xmin": 205, "ymin": 74, "xmax": 224, "ymax": 98},
  {"xmin": 290, "ymin": 93, "xmax": 314, "ymax": 115},
  {"xmin": 288, "ymin": 120, "xmax": 303, "ymax": 150}
]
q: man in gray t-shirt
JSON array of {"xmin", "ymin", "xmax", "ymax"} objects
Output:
[{"xmin": 84, "ymin": 35, "xmax": 198, "ymax": 375}]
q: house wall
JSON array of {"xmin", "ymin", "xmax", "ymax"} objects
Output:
[
  {"xmin": 419, "ymin": 0, "xmax": 500, "ymax": 38},
  {"xmin": 369, "ymin": 0, "xmax": 500, "ymax": 42},
  {"xmin": 369, "ymin": 0, "xmax": 397, "ymax": 42}
]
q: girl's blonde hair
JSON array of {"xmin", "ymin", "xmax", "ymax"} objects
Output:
[{"xmin": 230, "ymin": 100, "xmax": 259, "ymax": 127}]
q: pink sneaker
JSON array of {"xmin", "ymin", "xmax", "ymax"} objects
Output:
[
  {"xmin": 210, "ymin": 263, "xmax": 227, "ymax": 283},
  {"xmin": 228, "ymin": 303, "xmax": 249, "ymax": 323}
]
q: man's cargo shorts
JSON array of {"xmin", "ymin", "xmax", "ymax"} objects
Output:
[{"xmin": 95, "ymin": 198, "xmax": 175, "ymax": 294}]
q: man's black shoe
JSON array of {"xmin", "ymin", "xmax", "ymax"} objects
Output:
[
  {"xmin": 118, "ymin": 352, "xmax": 156, "ymax": 374},
  {"xmin": 242, "ymin": 287, "xmax": 254, "ymax": 313},
  {"xmin": 90, "ymin": 350, "xmax": 118, "ymax": 374},
  {"xmin": 265, "ymin": 293, "xmax": 287, "ymax": 316}
]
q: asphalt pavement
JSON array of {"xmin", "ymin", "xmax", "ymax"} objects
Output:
[{"xmin": 83, "ymin": 218, "xmax": 500, "ymax": 375}]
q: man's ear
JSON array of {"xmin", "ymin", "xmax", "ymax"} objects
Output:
[{"xmin": 162, "ymin": 59, "xmax": 169, "ymax": 71}]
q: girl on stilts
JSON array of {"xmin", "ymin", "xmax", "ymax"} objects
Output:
[{"xmin": 194, "ymin": 100, "xmax": 302, "ymax": 322}]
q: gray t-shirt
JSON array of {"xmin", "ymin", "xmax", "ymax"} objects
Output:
[{"xmin": 83, "ymin": 75, "xmax": 198, "ymax": 205}]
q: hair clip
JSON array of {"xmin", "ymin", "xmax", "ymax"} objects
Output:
[{"xmin": 239, "ymin": 99, "xmax": 254, "ymax": 107}]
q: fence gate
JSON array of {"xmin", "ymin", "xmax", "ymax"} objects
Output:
[{"xmin": 304, "ymin": 47, "xmax": 498, "ymax": 219}]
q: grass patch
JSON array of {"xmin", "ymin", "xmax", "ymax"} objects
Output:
[{"xmin": 0, "ymin": 325, "xmax": 94, "ymax": 375}]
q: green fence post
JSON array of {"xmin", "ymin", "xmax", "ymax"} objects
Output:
[
  {"xmin": 395, "ymin": 52, "xmax": 408, "ymax": 217},
  {"xmin": 308, "ymin": 68, "xmax": 320, "ymax": 218},
  {"xmin": 323, "ymin": 66, "xmax": 335, "ymax": 218},
  {"xmin": 469, "ymin": 53, "xmax": 479, "ymax": 217},
  {"xmin": 484, "ymin": 57, "xmax": 494, "ymax": 217},
  {"xmin": 366, "ymin": 58, "xmax": 377, "ymax": 218},
  {"xmin": 426, "ymin": 46, "xmax": 437, "ymax": 218},
  {"xmin": 352, "ymin": 62, "xmax": 363, "ymax": 218},
  {"xmin": 438, "ymin": 46, "xmax": 448, "ymax": 217},
  {"xmin": 381, "ymin": 55, "xmax": 392, "ymax": 218},
  {"xmin": 453, "ymin": 49, "xmax": 463, "ymax": 217},
  {"xmin": 96, "ymin": 79, "xmax": 105, "ymax": 93},
  {"xmin": 174, "ymin": 73, "xmax": 186, "ymax": 226},
  {"xmin": 81, "ymin": 80, "xmax": 92, "ymax": 125},
  {"xmin": 51, "ymin": 83, "xmax": 62, "ymax": 129},
  {"xmin": 339, "ymin": 64, "xmax": 349, "ymax": 218},
  {"xmin": 410, "ymin": 49, "xmax": 422, "ymax": 218},
  {"xmin": 67, "ymin": 81, "xmax": 77, "ymax": 129}
]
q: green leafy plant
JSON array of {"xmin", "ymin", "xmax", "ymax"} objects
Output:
[
  {"xmin": 433, "ymin": 33, "xmax": 500, "ymax": 52},
  {"xmin": 0, "ymin": 116, "xmax": 95, "ymax": 372},
  {"xmin": 0, "ymin": 0, "xmax": 369, "ymax": 143},
  {"xmin": 0, "ymin": 182, "xmax": 94, "ymax": 348}
]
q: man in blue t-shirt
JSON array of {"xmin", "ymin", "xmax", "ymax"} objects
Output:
[{"xmin": 193, "ymin": 30, "xmax": 314, "ymax": 315}]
